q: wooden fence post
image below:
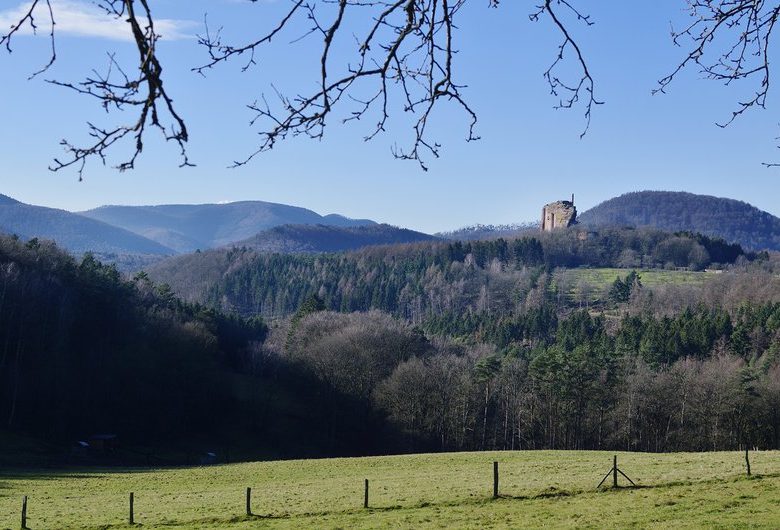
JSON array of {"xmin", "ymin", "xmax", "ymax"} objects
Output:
[
  {"xmin": 129, "ymin": 492, "xmax": 134, "ymax": 525},
  {"xmin": 745, "ymin": 448, "xmax": 751, "ymax": 477},
  {"xmin": 246, "ymin": 487, "xmax": 252, "ymax": 516},
  {"xmin": 493, "ymin": 461, "xmax": 499, "ymax": 498},
  {"xmin": 21, "ymin": 495, "xmax": 27, "ymax": 529},
  {"xmin": 364, "ymin": 479, "xmax": 369, "ymax": 509},
  {"xmin": 612, "ymin": 455, "xmax": 618, "ymax": 488}
]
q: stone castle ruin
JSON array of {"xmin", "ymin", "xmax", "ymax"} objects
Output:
[{"xmin": 541, "ymin": 195, "xmax": 577, "ymax": 231}]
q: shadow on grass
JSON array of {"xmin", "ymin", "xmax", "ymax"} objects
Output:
[
  {"xmin": 0, "ymin": 467, "xmax": 172, "ymax": 482},
  {"xmin": 6, "ymin": 470, "xmax": 779, "ymax": 528}
]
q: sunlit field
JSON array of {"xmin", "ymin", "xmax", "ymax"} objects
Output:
[
  {"xmin": 551, "ymin": 267, "xmax": 717, "ymax": 304},
  {"xmin": 2, "ymin": 450, "xmax": 779, "ymax": 529}
]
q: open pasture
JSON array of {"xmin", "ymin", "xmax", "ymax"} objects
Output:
[
  {"xmin": 551, "ymin": 267, "xmax": 717, "ymax": 305},
  {"xmin": 2, "ymin": 450, "xmax": 779, "ymax": 529}
]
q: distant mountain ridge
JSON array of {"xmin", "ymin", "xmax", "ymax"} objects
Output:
[
  {"xmin": 578, "ymin": 191, "xmax": 780, "ymax": 251},
  {"xmin": 437, "ymin": 222, "xmax": 539, "ymax": 241},
  {"xmin": 0, "ymin": 194, "xmax": 174, "ymax": 257},
  {"xmin": 80, "ymin": 201, "xmax": 378, "ymax": 253},
  {"xmin": 236, "ymin": 223, "xmax": 438, "ymax": 253}
]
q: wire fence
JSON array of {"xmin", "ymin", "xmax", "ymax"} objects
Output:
[{"xmin": 1, "ymin": 450, "xmax": 776, "ymax": 529}]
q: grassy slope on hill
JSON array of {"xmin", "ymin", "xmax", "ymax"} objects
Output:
[
  {"xmin": 1, "ymin": 450, "xmax": 778, "ymax": 529},
  {"xmin": 552, "ymin": 268, "xmax": 718, "ymax": 304}
]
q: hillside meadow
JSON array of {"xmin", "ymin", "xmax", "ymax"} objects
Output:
[
  {"xmin": 1, "ymin": 450, "xmax": 779, "ymax": 529},
  {"xmin": 551, "ymin": 268, "xmax": 717, "ymax": 304}
]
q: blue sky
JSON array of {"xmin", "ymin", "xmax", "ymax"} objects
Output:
[{"xmin": 1, "ymin": 0, "xmax": 779, "ymax": 233}]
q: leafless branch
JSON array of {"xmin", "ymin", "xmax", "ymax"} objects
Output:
[
  {"xmin": 3, "ymin": 0, "xmax": 599, "ymax": 175},
  {"xmin": 0, "ymin": 0, "xmax": 56, "ymax": 78},
  {"xmin": 198, "ymin": 0, "xmax": 598, "ymax": 170},
  {"xmin": 656, "ymin": 0, "xmax": 780, "ymax": 163},
  {"xmin": 1, "ymin": 0, "xmax": 191, "ymax": 180},
  {"xmin": 531, "ymin": 0, "xmax": 602, "ymax": 138}
]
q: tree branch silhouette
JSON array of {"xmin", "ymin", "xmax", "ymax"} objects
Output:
[
  {"xmin": 1, "ymin": 0, "xmax": 190, "ymax": 180},
  {"xmin": 2, "ymin": 0, "xmax": 602, "ymax": 175},
  {"xmin": 655, "ymin": 0, "xmax": 780, "ymax": 164}
]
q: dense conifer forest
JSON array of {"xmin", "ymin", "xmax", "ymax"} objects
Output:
[
  {"xmin": 149, "ymin": 227, "xmax": 751, "ymax": 319},
  {"xmin": 3, "ymin": 226, "xmax": 780, "ymax": 460},
  {"xmin": 0, "ymin": 235, "xmax": 399, "ymax": 460}
]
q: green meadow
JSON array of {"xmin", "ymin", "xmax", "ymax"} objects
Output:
[
  {"xmin": 2, "ymin": 450, "xmax": 779, "ymax": 529},
  {"xmin": 551, "ymin": 268, "xmax": 716, "ymax": 304}
]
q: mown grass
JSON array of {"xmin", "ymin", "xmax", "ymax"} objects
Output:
[
  {"xmin": 552, "ymin": 268, "xmax": 717, "ymax": 305},
  {"xmin": 1, "ymin": 450, "xmax": 779, "ymax": 529},
  {"xmin": 569, "ymin": 268, "xmax": 713, "ymax": 288}
]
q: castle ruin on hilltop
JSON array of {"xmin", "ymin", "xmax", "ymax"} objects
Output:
[{"xmin": 541, "ymin": 195, "xmax": 577, "ymax": 231}]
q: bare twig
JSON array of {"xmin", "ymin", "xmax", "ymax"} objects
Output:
[
  {"xmin": 656, "ymin": 0, "xmax": 780, "ymax": 164},
  {"xmin": 3, "ymin": 0, "xmax": 600, "ymax": 175},
  {"xmin": 1, "ymin": 0, "xmax": 191, "ymax": 180},
  {"xmin": 197, "ymin": 0, "xmax": 597, "ymax": 170},
  {"xmin": 531, "ymin": 0, "xmax": 602, "ymax": 138}
]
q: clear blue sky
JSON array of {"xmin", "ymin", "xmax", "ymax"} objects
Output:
[{"xmin": 1, "ymin": 0, "xmax": 779, "ymax": 233}]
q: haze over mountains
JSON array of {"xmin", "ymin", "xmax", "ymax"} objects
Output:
[
  {"xmin": 0, "ymin": 194, "xmax": 173, "ymax": 257},
  {"xmin": 80, "ymin": 201, "xmax": 378, "ymax": 253},
  {"xmin": 2, "ymin": 191, "xmax": 780, "ymax": 272}
]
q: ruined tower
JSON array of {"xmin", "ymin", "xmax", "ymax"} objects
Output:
[{"xmin": 541, "ymin": 194, "xmax": 577, "ymax": 231}]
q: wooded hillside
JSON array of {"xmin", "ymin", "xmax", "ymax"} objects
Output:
[{"xmin": 579, "ymin": 191, "xmax": 780, "ymax": 251}]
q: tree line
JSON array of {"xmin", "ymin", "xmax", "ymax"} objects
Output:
[{"xmin": 274, "ymin": 301, "xmax": 780, "ymax": 454}]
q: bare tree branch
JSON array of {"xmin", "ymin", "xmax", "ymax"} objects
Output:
[
  {"xmin": 0, "ymin": 0, "xmax": 56, "ymax": 78},
  {"xmin": 1, "ymin": 0, "xmax": 191, "ymax": 180},
  {"xmin": 532, "ymin": 0, "xmax": 602, "ymax": 138},
  {"xmin": 197, "ymin": 0, "xmax": 598, "ymax": 171},
  {"xmin": 3, "ymin": 0, "xmax": 599, "ymax": 175},
  {"xmin": 656, "ymin": 0, "xmax": 780, "ymax": 164}
]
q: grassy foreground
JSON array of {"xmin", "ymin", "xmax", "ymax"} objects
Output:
[{"xmin": 1, "ymin": 450, "xmax": 779, "ymax": 529}]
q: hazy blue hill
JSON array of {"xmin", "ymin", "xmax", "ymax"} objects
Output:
[
  {"xmin": 80, "ymin": 201, "xmax": 378, "ymax": 253},
  {"xmin": 321, "ymin": 213, "xmax": 377, "ymax": 227},
  {"xmin": 236, "ymin": 223, "xmax": 437, "ymax": 253},
  {"xmin": 0, "ymin": 194, "xmax": 174, "ymax": 256},
  {"xmin": 0, "ymin": 194, "xmax": 20, "ymax": 206},
  {"xmin": 578, "ymin": 191, "xmax": 780, "ymax": 251}
]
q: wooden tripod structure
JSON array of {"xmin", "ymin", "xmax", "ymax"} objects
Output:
[{"xmin": 598, "ymin": 455, "xmax": 636, "ymax": 488}]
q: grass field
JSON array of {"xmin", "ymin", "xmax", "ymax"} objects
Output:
[
  {"xmin": 551, "ymin": 268, "xmax": 717, "ymax": 305},
  {"xmin": 2, "ymin": 450, "xmax": 779, "ymax": 529}
]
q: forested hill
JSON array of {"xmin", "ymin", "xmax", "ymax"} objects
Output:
[
  {"xmin": 80, "ymin": 200, "xmax": 377, "ymax": 253},
  {"xmin": 147, "ymin": 227, "xmax": 751, "ymax": 319},
  {"xmin": 0, "ymin": 234, "xmax": 263, "ymax": 445},
  {"xmin": 0, "ymin": 194, "xmax": 174, "ymax": 257},
  {"xmin": 4, "ymin": 224, "xmax": 780, "ymax": 459},
  {"xmin": 578, "ymin": 191, "xmax": 780, "ymax": 251},
  {"xmin": 0, "ymin": 234, "xmax": 396, "ymax": 459},
  {"xmin": 235, "ymin": 223, "xmax": 437, "ymax": 253}
]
